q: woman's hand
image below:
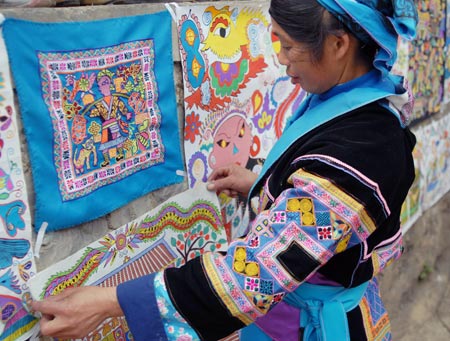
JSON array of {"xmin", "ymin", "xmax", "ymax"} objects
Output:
[
  {"xmin": 31, "ymin": 286, "xmax": 122, "ymax": 339},
  {"xmin": 207, "ymin": 164, "xmax": 258, "ymax": 198}
]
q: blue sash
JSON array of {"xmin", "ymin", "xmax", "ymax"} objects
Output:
[
  {"xmin": 241, "ymin": 281, "xmax": 369, "ymax": 341},
  {"xmin": 286, "ymin": 282, "xmax": 369, "ymax": 341}
]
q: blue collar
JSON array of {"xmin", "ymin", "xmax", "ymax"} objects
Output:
[{"xmin": 248, "ymin": 70, "xmax": 403, "ymax": 199}]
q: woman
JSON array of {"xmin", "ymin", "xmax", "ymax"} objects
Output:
[{"xmin": 31, "ymin": 0, "xmax": 418, "ymax": 340}]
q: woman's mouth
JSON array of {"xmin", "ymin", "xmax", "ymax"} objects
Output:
[{"xmin": 289, "ymin": 75, "xmax": 300, "ymax": 84}]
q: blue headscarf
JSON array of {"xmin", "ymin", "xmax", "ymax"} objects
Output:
[{"xmin": 316, "ymin": 0, "xmax": 418, "ymax": 75}]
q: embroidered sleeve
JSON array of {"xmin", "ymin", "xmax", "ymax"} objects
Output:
[
  {"xmin": 154, "ymin": 271, "xmax": 200, "ymax": 341},
  {"xmin": 89, "ymin": 104, "xmax": 101, "ymax": 118},
  {"xmin": 163, "ymin": 168, "xmax": 377, "ymax": 340},
  {"xmin": 291, "ymin": 153, "xmax": 405, "ymax": 283}
]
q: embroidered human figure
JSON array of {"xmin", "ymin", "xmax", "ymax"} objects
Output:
[{"xmin": 90, "ymin": 70, "xmax": 132, "ymax": 167}]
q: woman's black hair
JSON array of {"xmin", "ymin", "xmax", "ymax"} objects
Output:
[{"xmin": 269, "ymin": 0, "xmax": 377, "ymax": 63}]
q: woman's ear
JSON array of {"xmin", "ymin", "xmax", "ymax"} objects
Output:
[{"xmin": 330, "ymin": 32, "xmax": 352, "ymax": 60}]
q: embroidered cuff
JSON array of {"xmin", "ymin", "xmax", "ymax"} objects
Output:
[
  {"xmin": 154, "ymin": 271, "xmax": 200, "ymax": 341},
  {"xmin": 117, "ymin": 272, "xmax": 167, "ymax": 341}
]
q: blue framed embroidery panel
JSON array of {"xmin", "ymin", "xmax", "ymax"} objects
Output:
[{"xmin": 2, "ymin": 11, "xmax": 184, "ymax": 232}]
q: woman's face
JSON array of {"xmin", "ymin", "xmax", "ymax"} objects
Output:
[{"xmin": 271, "ymin": 19, "xmax": 342, "ymax": 94}]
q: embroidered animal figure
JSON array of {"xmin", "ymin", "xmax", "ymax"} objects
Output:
[{"xmin": 73, "ymin": 137, "xmax": 97, "ymax": 174}]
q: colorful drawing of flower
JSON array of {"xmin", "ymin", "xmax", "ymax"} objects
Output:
[
  {"xmin": 98, "ymin": 224, "xmax": 141, "ymax": 266},
  {"xmin": 114, "ymin": 233, "xmax": 127, "ymax": 251},
  {"xmin": 184, "ymin": 111, "xmax": 201, "ymax": 143},
  {"xmin": 252, "ymin": 92, "xmax": 275, "ymax": 134}
]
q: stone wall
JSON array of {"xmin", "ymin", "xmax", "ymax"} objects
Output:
[
  {"xmin": 2, "ymin": 2, "xmax": 450, "ymax": 340},
  {"xmin": 379, "ymin": 181, "xmax": 450, "ymax": 340}
]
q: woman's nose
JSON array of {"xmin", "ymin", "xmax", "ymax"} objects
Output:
[{"xmin": 276, "ymin": 49, "xmax": 289, "ymax": 66}]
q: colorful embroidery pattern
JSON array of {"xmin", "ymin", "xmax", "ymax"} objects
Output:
[
  {"xmin": 29, "ymin": 184, "xmax": 227, "ymax": 340},
  {"xmin": 200, "ymin": 167, "xmax": 384, "ymax": 325},
  {"xmin": 290, "ymin": 170, "xmax": 376, "ymax": 238},
  {"xmin": 3, "ymin": 12, "xmax": 184, "ymax": 231},
  {"xmin": 359, "ymin": 279, "xmax": 392, "ymax": 340},
  {"xmin": 256, "ymin": 222, "xmax": 325, "ymax": 291},
  {"xmin": 370, "ymin": 236, "xmax": 403, "ymax": 277},
  {"xmin": 39, "ymin": 40, "xmax": 163, "ymax": 200},
  {"xmin": 203, "ymin": 253, "xmax": 262, "ymax": 324}
]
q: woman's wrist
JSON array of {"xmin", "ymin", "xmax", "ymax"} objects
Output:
[{"xmin": 102, "ymin": 286, "xmax": 124, "ymax": 317}]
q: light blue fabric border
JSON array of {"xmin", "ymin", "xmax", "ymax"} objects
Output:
[{"xmin": 2, "ymin": 12, "xmax": 184, "ymax": 231}]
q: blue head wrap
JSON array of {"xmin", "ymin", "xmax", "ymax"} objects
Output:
[{"xmin": 316, "ymin": 0, "xmax": 418, "ymax": 75}]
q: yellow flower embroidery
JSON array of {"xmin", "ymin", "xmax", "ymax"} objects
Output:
[
  {"xmin": 301, "ymin": 212, "xmax": 315, "ymax": 226},
  {"xmin": 245, "ymin": 262, "xmax": 260, "ymax": 277},
  {"xmin": 234, "ymin": 260, "xmax": 246, "ymax": 273},
  {"xmin": 235, "ymin": 247, "xmax": 246, "ymax": 261},
  {"xmin": 299, "ymin": 198, "xmax": 313, "ymax": 212}
]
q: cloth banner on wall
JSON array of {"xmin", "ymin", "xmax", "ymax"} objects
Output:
[
  {"xmin": 400, "ymin": 129, "xmax": 422, "ymax": 233},
  {"xmin": 2, "ymin": 11, "xmax": 184, "ymax": 232},
  {"xmin": 444, "ymin": 0, "xmax": 450, "ymax": 104},
  {"xmin": 408, "ymin": 0, "xmax": 445, "ymax": 121},
  {"xmin": 0, "ymin": 16, "xmax": 38, "ymax": 341},
  {"xmin": 401, "ymin": 114, "xmax": 450, "ymax": 233},
  {"xmin": 391, "ymin": 38, "xmax": 410, "ymax": 80},
  {"xmin": 173, "ymin": 3, "xmax": 306, "ymax": 238},
  {"xmin": 417, "ymin": 115, "xmax": 450, "ymax": 211},
  {"xmin": 29, "ymin": 183, "xmax": 228, "ymax": 341}
]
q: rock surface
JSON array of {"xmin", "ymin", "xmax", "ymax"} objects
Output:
[{"xmin": 380, "ymin": 191, "xmax": 450, "ymax": 341}]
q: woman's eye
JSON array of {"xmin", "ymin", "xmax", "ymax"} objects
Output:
[
  {"xmin": 239, "ymin": 123, "xmax": 245, "ymax": 137},
  {"xmin": 217, "ymin": 139, "xmax": 230, "ymax": 148}
]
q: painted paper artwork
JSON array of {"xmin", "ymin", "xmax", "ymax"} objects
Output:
[
  {"xmin": 408, "ymin": 0, "xmax": 446, "ymax": 121},
  {"xmin": 400, "ymin": 131, "xmax": 423, "ymax": 233},
  {"xmin": 29, "ymin": 183, "xmax": 227, "ymax": 341},
  {"xmin": 174, "ymin": 3, "xmax": 306, "ymax": 238},
  {"xmin": 444, "ymin": 0, "xmax": 450, "ymax": 104},
  {"xmin": 2, "ymin": 11, "xmax": 184, "ymax": 232},
  {"xmin": 401, "ymin": 115, "xmax": 450, "ymax": 233},
  {"xmin": 391, "ymin": 38, "xmax": 410, "ymax": 79},
  {"xmin": 417, "ymin": 115, "xmax": 450, "ymax": 211},
  {"xmin": 0, "ymin": 23, "xmax": 38, "ymax": 341}
]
